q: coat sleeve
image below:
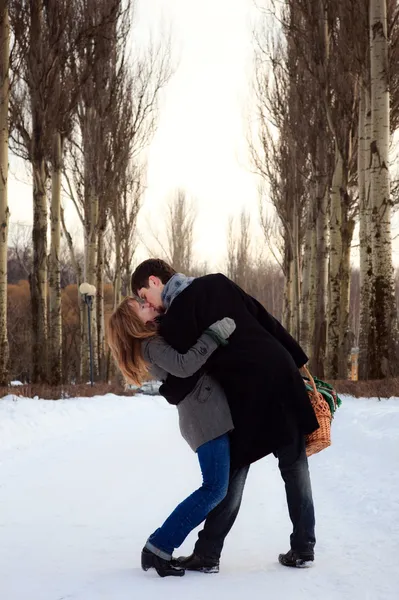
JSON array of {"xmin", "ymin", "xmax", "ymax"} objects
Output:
[
  {"xmin": 145, "ymin": 333, "xmax": 219, "ymax": 378},
  {"xmin": 240, "ymin": 291, "xmax": 308, "ymax": 368}
]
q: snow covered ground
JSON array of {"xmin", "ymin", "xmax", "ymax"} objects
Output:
[{"xmin": 0, "ymin": 391, "xmax": 398, "ymax": 600}]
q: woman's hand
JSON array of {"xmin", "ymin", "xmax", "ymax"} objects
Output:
[{"xmin": 208, "ymin": 317, "xmax": 236, "ymax": 341}]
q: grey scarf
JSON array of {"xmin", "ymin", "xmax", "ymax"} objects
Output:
[{"xmin": 162, "ymin": 273, "xmax": 194, "ymax": 311}]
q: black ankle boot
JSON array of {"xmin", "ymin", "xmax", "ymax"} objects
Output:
[
  {"xmin": 141, "ymin": 547, "xmax": 185, "ymax": 578},
  {"xmin": 174, "ymin": 553, "xmax": 220, "ymax": 574},
  {"xmin": 278, "ymin": 549, "xmax": 314, "ymax": 568}
]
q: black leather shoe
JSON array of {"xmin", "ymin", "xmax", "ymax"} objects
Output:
[
  {"xmin": 278, "ymin": 549, "xmax": 314, "ymax": 568},
  {"xmin": 174, "ymin": 552, "xmax": 220, "ymax": 574},
  {"xmin": 141, "ymin": 547, "xmax": 185, "ymax": 577}
]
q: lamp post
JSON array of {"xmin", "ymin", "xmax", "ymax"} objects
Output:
[{"xmin": 79, "ymin": 282, "xmax": 96, "ymax": 386}]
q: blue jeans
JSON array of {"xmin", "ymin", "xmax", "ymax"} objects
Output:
[
  {"xmin": 147, "ymin": 434, "xmax": 230, "ymax": 557},
  {"xmin": 194, "ymin": 422, "xmax": 315, "ymax": 560}
]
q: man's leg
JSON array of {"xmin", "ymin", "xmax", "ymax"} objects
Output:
[
  {"xmin": 177, "ymin": 464, "xmax": 250, "ymax": 570},
  {"xmin": 276, "ymin": 424, "xmax": 316, "ymax": 565}
]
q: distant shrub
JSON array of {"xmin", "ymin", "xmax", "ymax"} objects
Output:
[{"xmin": 0, "ymin": 382, "xmax": 137, "ymax": 401}]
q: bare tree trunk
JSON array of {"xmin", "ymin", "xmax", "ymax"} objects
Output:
[
  {"xmin": 82, "ymin": 208, "xmax": 98, "ymax": 381},
  {"xmin": 113, "ymin": 199, "xmax": 122, "ymax": 307},
  {"xmin": 96, "ymin": 225, "xmax": 106, "ymax": 380},
  {"xmin": 368, "ymin": 0, "xmax": 398, "ymax": 378},
  {"xmin": 291, "ymin": 203, "xmax": 301, "ymax": 341},
  {"xmin": 31, "ymin": 160, "xmax": 48, "ymax": 383},
  {"xmin": 311, "ymin": 156, "xmax": 328, "ymax": 377},
  {"xmin": 81, "ymin": 109, "xmax": 98, "ymax": 382},
  {"xmin": 166, "ymin": 189, "xmax": 196, "ymax": 274},
  {"xmin": 61, "ymin": 204, "xmax": 84, "ymax": 382},
  {"xmin": 338, "ymin": 210, "xmax": 355, "ymax": 379},
  {"xmin": 60, "ymin": 204, "xmax": 82, "ymax": 284},
  {"xmin": 299, "ymin": 202, "xmax": 316, "ymax": 356},
  {"xmin": 49, "ymin": 132, "xmax": 63, "ymax": 384},
  {"xmin": 29, "ymin": 0, "xmax": 49, "ymax": 384},
  {"xmin": 300, "ymin": 205, "xmax": 314, "ymax": 356},
  {"xmin": 282, "ymin": 244, "xmax": 293, "ymax": 333},
  {"xmin": 327, "ymin": 145, "xmax": 343, "ymax": 378},
  {"xmin": 308, "ymin": 220, "xmax": 318, "ymax": 364},
  {"xmin": 358, "ymin": 83, "xmax": 372, "ymax": 379},
  {"xmin": 0, "ymin": 2, "xmax": 9, "ymax": 386}
]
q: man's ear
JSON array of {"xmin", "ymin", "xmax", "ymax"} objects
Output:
[{"xmin": 149, "ymin": 275, "xmax": 160, "ymax": 287}]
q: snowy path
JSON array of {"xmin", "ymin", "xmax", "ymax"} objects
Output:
[{"xmin": 1, "ymin": 393, "xmax": 398, "ymax": 600}]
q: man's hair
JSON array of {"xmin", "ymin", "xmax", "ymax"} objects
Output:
[{"xmin": 131, "ymin": 258, "xmax": 176, "ymax": 294}]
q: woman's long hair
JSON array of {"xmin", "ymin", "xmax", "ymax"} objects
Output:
[{"xmin": 107, "ymin": 297, "xmax": 157, "ymax": 386}]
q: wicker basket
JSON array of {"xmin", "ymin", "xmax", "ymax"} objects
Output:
[{"xmin": 303, "ymin": 366, "xmax": 332, "ymax": 457}]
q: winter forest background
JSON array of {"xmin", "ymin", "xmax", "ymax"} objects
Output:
[{"xmin": 1, "ymin": 0, "xmax": 399, "ymax": 388}]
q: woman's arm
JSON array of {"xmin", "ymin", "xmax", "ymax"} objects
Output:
[
  {"xmin": 145, "ymin": 318, "xmax": 235, "ymax": 378},
  {"xmin": 145, "ymin": 334, "xmax": 219, "ymax": 378}
]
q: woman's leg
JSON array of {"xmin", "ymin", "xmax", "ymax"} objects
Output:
[{"xmin": 146, "ymin": 434, "xmax": 230, "ymax": 557}]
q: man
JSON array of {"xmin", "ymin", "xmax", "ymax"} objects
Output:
[{"xmin": 131, "ymin": 259, "xmax": 318, "ymax": 571}]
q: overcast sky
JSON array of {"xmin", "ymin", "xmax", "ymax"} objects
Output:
[
  {"xmin": 9, "ymin": 0, "xmax": 399, "ymax": 269},
  {"xmin": 9, "ymin": 0, "xmax": 264, "ymax": 270}
]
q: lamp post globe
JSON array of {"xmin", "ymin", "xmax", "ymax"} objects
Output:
[{"xmin": 79, "ymin": 282, "xmax": 91, "ymax": 296}]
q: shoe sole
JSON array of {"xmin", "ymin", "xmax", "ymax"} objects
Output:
[
  {"xmin": 142, "ymin": 555, "xmax": 185, "ymax": 577},
  {"xmin": 278, "ymin": 558, "xmax": 314, "ymax": 568},
  {"xmin": 187, "ymin": 566, "xmax": 219, "ymax": 574},
  {"xmin": 142, "ymin": 565, "xmax": 185, "ymax": 577},
  {"xmin": 175, "ymin": 557, "xmax": 219, "ymax": 574}
]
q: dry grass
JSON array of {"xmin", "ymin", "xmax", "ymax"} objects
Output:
[
  {"xmin": 1, "ymin": 379, "xmax": 399, "ymax": 401},
  {"xmin": 0, "ymin": 382, "xmax": 137, "ymax": 400}
]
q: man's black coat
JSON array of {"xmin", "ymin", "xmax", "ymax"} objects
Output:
[{"xmin": 159, "ymin": 274, "xmax": 319, "ymax": 468}]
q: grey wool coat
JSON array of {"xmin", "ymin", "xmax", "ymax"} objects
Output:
[{"xmin": 141, "ymin": 334, "xmax": 234, "ymax": 451}]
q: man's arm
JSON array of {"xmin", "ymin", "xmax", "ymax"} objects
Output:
[
  {"xmin": 235, "ymin": 286, "xmax": 308, "ymax": 368},
  {"xmin": 157, "ymin": 275, "xmax": 233, "ymax": 405},
  {"xmin": 159, "ymin": 275, "xmax": 231, "ymax": 352}
]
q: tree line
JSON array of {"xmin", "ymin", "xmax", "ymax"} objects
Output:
[
  {"xmin": 250, "ymin": 0, "xmax": 399, "ymax": 380},
  {"xmin": 0, "ymin": 0, "xmax": 171, "ymax": 385},
  {"xmin": 1, "ymin": 0, "xmax": 399, "ymax": 386},
  {"xmin": 6, "ymin": 209, "xmax": 286, "ymax": 383}
]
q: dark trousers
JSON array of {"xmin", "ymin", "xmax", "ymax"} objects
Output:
[{"xmin": 194, "ymin": 425, "xmax": 316, "ymax": 561}]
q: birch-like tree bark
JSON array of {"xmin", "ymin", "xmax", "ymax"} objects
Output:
[
  {"xmin": 327, "ymin": 146, "xmax": 344, "ymax": 378},
  {"xmin": 49, "ymin": 132, "xmax": 63, "ymax": 384},
  {"xmin": 310, "ymin": 146, "xmax": 329, "ymax": 377},
  {"xmin": 81, "ymin": 107, "xmax": 99, "ymax": 380},
  {"xmin": 338, "ymin": 201, "xmax": 356, "ymax": 378},
  {"xmin": 29, "ymin": 0, "xmax": 49, "ymax": 383},
  {"xmin": 10, "ymin": 0, "xmax": 78, "ymax": 383},
  {"xmin": 96, "ymin": 225, "xmax": 106, "ymax": 379},
  {"xmin": 0, "ymin": 1, "xmax": 9, "ymax": 385},
  {"xmin": 308, "ymin": 224, "xmax": 318, "ymax": 361},
  {"xmin": 368, "ymin": 0, "xmax": 398, "ymax": 377},
  {"xmin": 113, "ymin": 198, "xmax": 122, "ymax": 308},
  {"xmin": 282, "ymin": 244, "xmax": 293, "ymax": 333},
  {"xmin": 31, "ymin": 157, "xmax": 48, "ymax": 383},
  {"xmin": 358, "ymin": 83, "xmax": 372, "ymax": 379},
  {"xmin": 300, "ymin": 203, "xmax": 315, "ymax": 357}
]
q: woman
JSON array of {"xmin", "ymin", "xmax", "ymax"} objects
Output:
[{"xmin": 107, "ymin": 297, "xmax": 236, "ymax": 578}]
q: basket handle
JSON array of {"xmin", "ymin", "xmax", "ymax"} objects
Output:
[{"xmin": 301, "ymin": 365, "xmax": 318, "ymax": 397}]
